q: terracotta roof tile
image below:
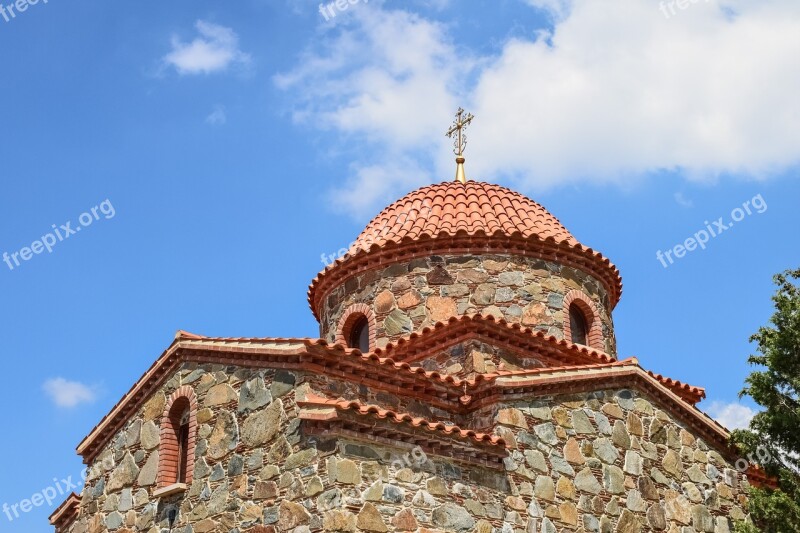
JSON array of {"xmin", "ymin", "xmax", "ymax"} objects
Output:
[
  {"xmin": 745, "ymin": 465, "xmax": 780, "ymax": 490},
  {"xmin": 495, "ymin": 357, "xmax": 637, "ymax": 377},
  {"xmin": 49, "ymin": 493, "xmax": 80, "ymax": 529},
  {"xmin": 299, "ymin": 394, "xmax": 507, "ymax": 448},
  {"xmin": 178, "ymin": 318, "xmax": 705, "ymax": 404},
  {"xmin": 372, "ymin": 313, "xmax": 616, "ymax": 365},
  {"xmin": 353, "ymin": 181, "xmax": 577, "ymax": 250},
  {"xmin": 78, "ymin": 326, "xmax": 706, "ymax": 464},
  {"xmin": 308, "ymin": 180, "xmax": 623, "ymax": 318},
  {"xmin": 645, "ymin": 369, "xmax": 706, "ymax": 402},
  {"xmin": 303, "ymin": 337, "xmax": 499, "ymax": 388}
]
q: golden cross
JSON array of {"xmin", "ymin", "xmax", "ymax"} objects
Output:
[{"xmin": 446, "ymin": 107, "xmax": 474, "ymax": 183}]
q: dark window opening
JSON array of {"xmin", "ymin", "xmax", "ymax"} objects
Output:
[
  {"xmin": 569, "ymin": 303, "xmax": 588, "ymax": 345},
  {"xmin": 176, "ymin": 408, "xmax": 190, "ymax": 484},
  {"xmin": 348, "ymin": 316, "xmax": 370, "ymax": 353}
]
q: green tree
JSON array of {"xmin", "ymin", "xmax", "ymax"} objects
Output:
[{"xmin": 732, "ymin": 268, "xmax": 800, "ymax": 533}]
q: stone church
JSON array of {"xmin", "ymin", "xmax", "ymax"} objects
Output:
[{"xmin": 52, "ymin": 115, "xmax": 765, "ymax": 533}]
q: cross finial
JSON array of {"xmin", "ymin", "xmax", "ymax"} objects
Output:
[{"xmin": 446, "ymin": 107, "xmax": 474, "ymax": 183}]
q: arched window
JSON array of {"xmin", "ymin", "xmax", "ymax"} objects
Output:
[
  {"xmin": 175, "ymin": 406, "xmax": 191, "ymax": 484},
  {"xmin": 569, "ymin": 303, "xmax": 589, "ymax": 345},
  {"xmin": 348, "ymin": 315, "xmax": 370, "ymax": 352},
  {"xmin": 336, "ymin": 303, "xmax": 376, "ymax": 353},
  {"xmin": 157, "ymin": 386, "xmax": 197, "ymax": 491},
  {"xmin": 563, "ymin": 290, "xmax": 605, "ymax": 351}
]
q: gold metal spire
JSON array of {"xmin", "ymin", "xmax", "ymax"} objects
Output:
[{"xmin": 446, "ymin": 107, "xmax": 474, "ymax": 183}]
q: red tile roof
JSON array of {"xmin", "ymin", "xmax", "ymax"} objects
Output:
[
  {"xmin": 746, "ymin": 465, "xmax": 780, "ymax": 490},
  {"xmin": 353, "ymin": 180, "xmax": 578, "ymax": 251},
  {"xmin": 77, "ymin": 328, "xmax": 707, "ymax": 464},
  {"xmin": 308, "ymin": 181, "xmax": 623, "ymax": 319},
  {"xmin": 49, "ymin": 493, "xmax": 80, "ymax": 531},
  {"xmin": 494, "ymin": 358, "xmax": 706, "ymax": 406},
  {"xmin": 299, "ymin": 394, "xmax": 507, "ymax": 448},
  {"xmin": 190, "ymin": 331, "xmax": 706, "ymax": 412},
  {"xmin": 645, "ymin": 368, "xmax": 706, "ymax": 404},
  {"xmin": 371, "ymin": 313, "xmax": 616, "ymax": 366}
]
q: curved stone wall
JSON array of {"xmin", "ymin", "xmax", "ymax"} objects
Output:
[{"xmin": 320, "ymin": 254, "xmax": 617, "ymax": 356}]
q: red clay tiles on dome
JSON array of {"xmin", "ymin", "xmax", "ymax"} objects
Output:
[
  {"xmin": 308, "ymin": 180, "xmax": 624, "ymax": 319},
  {"xmin": 353, "ymin": 181, "xmax": 578, "ymax": 251}
]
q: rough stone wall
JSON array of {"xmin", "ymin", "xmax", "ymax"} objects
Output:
[
  {"xmin": 71, "ymin": 364, "xmax": 300, "ymax": 533},
  {"xmin": 66, "ymin": 363, "xmax": 748, "ymax": 533},
  {"xmin": 320, "ymin": 255, "xmax": 617, "ymax": 356},
  {"xmin": 415, "ymin": 339, "xmax": 549, "ymax": 380},
  {"xmin": 486, "ymin": 391, "xmax": 749, "ymax": 533}
]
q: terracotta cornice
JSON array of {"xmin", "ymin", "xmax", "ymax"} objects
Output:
[
  {"xmin": 745, "ymin": 465, "xmax": 780, "ymax": 490},
  {"xmin": 76, "ymin": 335, "xmax": 186, "ymax": 463},
  {"xmin": 77, "ymin": 334, "xmax": 475, "ymax": 464},
  {"xmin": 49, "ymin": 493, "xmax": 80, "ymax": 530},
  {"xmin": 77, "ymin": 330, "xmax": 708, "ymax": 465},
  {"xmin": 308, "ymin": 232, "xmax": 623, "ymax": 320},
  {"xmin": 369, "ymin": 315, "xmax": 704, "ymax": 405},
  {"xmin": 76, "ymin": 334, "xmax": 311, "ymax": 464},
  {"xmin": 373, "ymin": 314, "xmax": 617, "ymax": 365},
  {"xmin": 299, "ymin": 394, "xmax": 506, "ymax": 447},
  {"xmin": 299, "ymin": 394, "xmax": 508, "ymax": 470}
]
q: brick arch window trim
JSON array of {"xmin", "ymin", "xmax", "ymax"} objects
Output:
[
  {"xmin": 157, "ymin": 386, "xmax": 198, "ymax": 488},
  {"xmin": 335, "ymin": 303, "xmax": 377, "ymax": 352},
  {"xmin": 563, "ymin": 290, "xmax": 604, "ymax": 352}
]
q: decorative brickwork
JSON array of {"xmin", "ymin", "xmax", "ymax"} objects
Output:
[
  {"xmin": 157, "ymin": 385, "xmax": 198, "ymax": 488},
  {"xmin": 563, "ymin": 289, "xmax": 604, "ymax": 350},
  {"xmin": 335, "ymin": 303, "xmax": 377, "ymax": 352}
]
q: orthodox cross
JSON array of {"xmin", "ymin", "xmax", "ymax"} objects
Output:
[{"xmin": 446, "ymin": 107, "xmax": 475, "ymax": 183}]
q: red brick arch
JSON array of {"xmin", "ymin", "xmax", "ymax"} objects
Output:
[
  {"xmin": 157, "ymin": 386, "xmax": 198, "ymax": 488},
  {"xmin": 563, "ymin": 290, "xmax": 604, "ymax": 351},
  {"xmin": 336, "ymin": 303, "xmax": 377, "ymax": 352}
]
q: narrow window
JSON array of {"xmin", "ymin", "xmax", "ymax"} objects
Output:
[
  {"xmin": 569, "ymin": 303, "xmax": 588, "ymax": 345},
  {"xmin": 348, "ymin": 315, "xmax": 370, "ymax": 353},
  {"xmin": 157, "ymin": 387, "xmax": 197, "ymax": 490},
  {"xmin": 176, "ymin": 409, "xmax": 190, "ymax": 484}
]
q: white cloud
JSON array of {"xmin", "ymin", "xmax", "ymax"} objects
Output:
[
  {"xmin": 329, "ymin": 157, "xmax": 438, "ymax": 217},
  {"xmin": 523, "ymin": 0, "xmax": 572, "ymax": 20},
  {"xmin": 277, "ymin": 0, "xmax": 800, "ymax": 216},
  {"xmin": 468, "ymin": 0, "xmax": 800, "ymax": 188},
  {"xmin": 706, "ymin": 400, "xmax": 757, "ymax": 430},
  {"xmin": 205, "ymin": 105, "xmax": 227, "ymax": 125},
  {"xmin": 275, "ymin": 7, "xmax": 467, "ymax": 216},
  {"xmin": 43, "ymin": 378, "xmax": 97, "ymax": 408},
  {"xmin": 674, "ymin": 192, "xmax": 693, "ymax": 208},
  {"xmin": 164, "ymin": 21, "xmax": 251, "ymax": 75}
]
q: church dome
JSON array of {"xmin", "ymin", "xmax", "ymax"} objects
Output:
[
  {"xmin": 309, "ymin": 179, "xmax": 622, "ymax": 355},
  {"xmin": 351, "ymin": 180, "xmax": 580, "ymax": 253}
]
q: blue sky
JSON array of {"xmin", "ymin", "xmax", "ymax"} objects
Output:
[{"xmin": 1, "ymin": 0, "xmax": 799, "ymax": 530}]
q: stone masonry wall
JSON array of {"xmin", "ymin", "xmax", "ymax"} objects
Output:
[
  {"xmin": 320, "ymin": 255, "xmax": 617, "ymax": 356},
  {"xmin": 65, "ymin": 362, "xmax": 749, "ymax": 533}
]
